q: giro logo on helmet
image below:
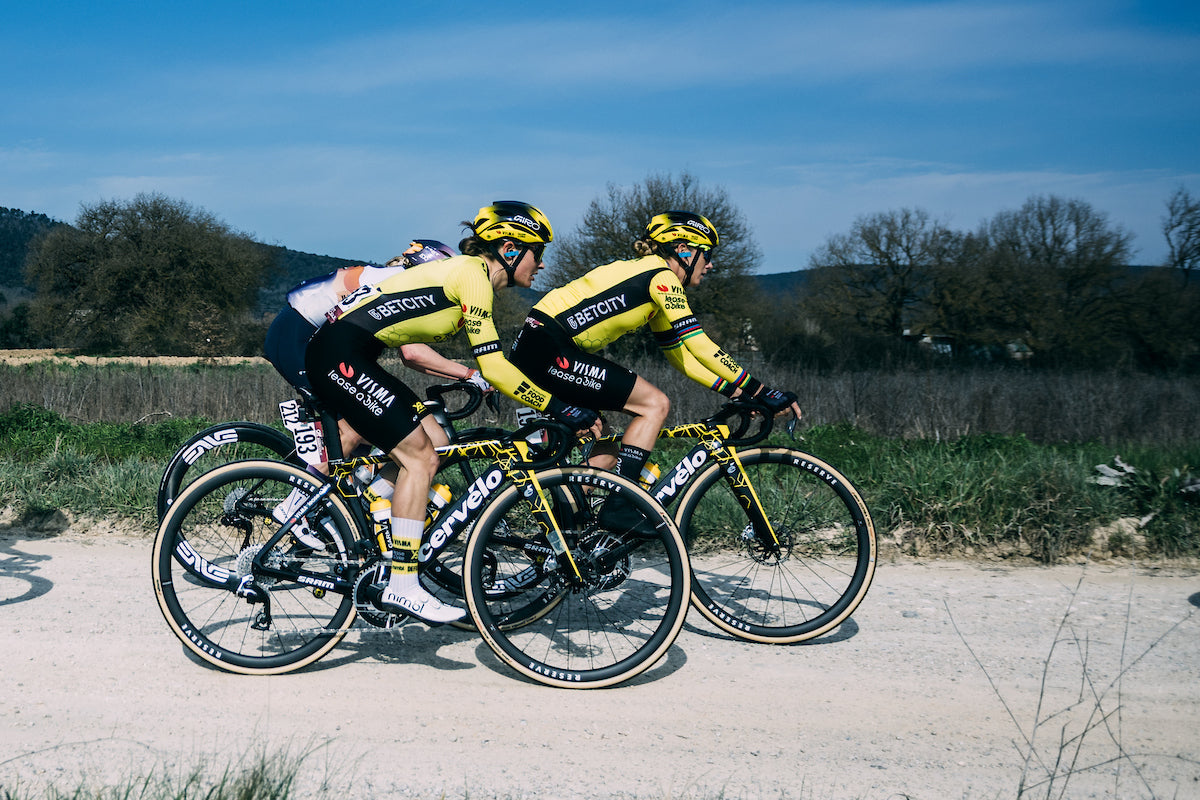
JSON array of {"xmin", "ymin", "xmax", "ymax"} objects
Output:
[{"xmin": 513, "ymin": 215, "xmax": 540, "ymax": 230}]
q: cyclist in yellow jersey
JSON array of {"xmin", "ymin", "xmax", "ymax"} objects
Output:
[
  {"xmin": 305, "ymin": 202, "xmax": 598, "ymax": 624},
  {"xmin": 510, "ymin": 211, "xmax": 801, "ymax": 533},
  {"xmin": 266, "ymin": 239, "xmax": 483, "ymax": 551}
]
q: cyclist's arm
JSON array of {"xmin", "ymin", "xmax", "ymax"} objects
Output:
[
  {"xmin": 451, "ymin": 269, "xmax": 554, "ymax": 412},
  {"xmin": 651, "ymin": 322, "xmax": 732, "ymax": 393},
  {"xmin": 396, "ymin": 343, "xmax": 476, "ymax": 381},
  {"xmin": 647, "ymin": 276, "xmax": 763, "ymax": 398}
]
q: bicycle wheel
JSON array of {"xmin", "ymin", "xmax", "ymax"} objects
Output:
[
  {"xmin": 152, "ymin": 460, "xmax": 359, "ymax": 674},
  {"xmin": 425, "ymin": 470, "xmax": 577, "ymax": 632},
  {"xmin": 157, "ymin": 421, "xmax": 298, "ymax": 521},
  {"xmin": 464, "ymin": 467, "xmax": 690, "ymax": 688},
  {"xmin": 675, "ymin": 447, "xmax": 875, "ymax": 643}
]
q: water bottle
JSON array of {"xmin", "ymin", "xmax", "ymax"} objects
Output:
[
  {"xmin": 424, "ymin": 483, "xmax": 451, "ymax": 527},
  {"xmin": 353, "ymin": 463, "xmax": 376, "ymax": 487},
  {"xmin": 370, "ymin": 497, "xmax": 392, "ymax": 557},
  {"xmin": 640, "ymin": 463, "xmax": 660, "ymax": 488},
  {"xmin": 366, "ymin": 474, "xmax": 394, "ymax": 502}
]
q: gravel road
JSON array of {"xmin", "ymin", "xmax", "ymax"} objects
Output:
[{"xmin": 2, "ymin": 526, "xmax": 1198, "ymax": 800}]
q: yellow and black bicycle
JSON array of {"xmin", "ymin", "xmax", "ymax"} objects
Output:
[
  {"xmin": 151, "ymin": 388, "xmax": 691, "ymax": 689},
  {"xmin": 577, "ymin": 400, "xmax": 876, "ymax": 644}
]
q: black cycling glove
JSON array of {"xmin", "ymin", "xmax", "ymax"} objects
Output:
[
  {"xmin": 758, "ymin": 388, "xmax": 798, "ymax": 414},
  {"xmin": 546, "ymin": 397, "xmax": 599, "ymax": 429}
]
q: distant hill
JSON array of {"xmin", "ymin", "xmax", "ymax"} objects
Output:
[
  {"xmin": 0, "ymin": 207, "xmax": 64, "ymax": 288},
  {"xmin": 255, "ymin": 245, "xmax": 363, "ymax": 314},
  {"xmin": 753, "ymin": 269, "xmax": 812, "ymax": 296},
  {"xmin": 0, "ymin": 205, "xmax": 1162, "ymax": 317}
]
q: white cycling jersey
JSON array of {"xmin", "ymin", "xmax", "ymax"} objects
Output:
[{"xmin": 286, "ymin": 264, "xmax": 405, "ymax": 327}]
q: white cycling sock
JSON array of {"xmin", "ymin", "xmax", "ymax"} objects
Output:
[{"xmin": 386, "ymin": 516, "xmax": 424, "ymax": 593}]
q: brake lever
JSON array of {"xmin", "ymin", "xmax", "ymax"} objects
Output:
[
  {"xmin": 786, "ymin": 416, "xmax": 798, "ymax": 440},
  {"xmin": 485, "ymin": 392, "xmax": 500, "ymax": 416}
]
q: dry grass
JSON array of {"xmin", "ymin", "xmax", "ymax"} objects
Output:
[{"xmin": 3, "ymin": 354, "xmax": 1197, "ymax": 447}]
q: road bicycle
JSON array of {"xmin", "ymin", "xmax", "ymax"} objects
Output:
[
  {"xmin": 155, "ymin": 382, "xmax": 487, "ymax": 521},
  {"xmin": 156, "ymin": 380, "xmax": 510, "ymax": 628},
  {"xmin": 572, "ymin": 400, "xmax": 876, "ymax": 644},
  {"xmin": 150, "ymin": 390, "xmax": 692, "ymax": 688}
]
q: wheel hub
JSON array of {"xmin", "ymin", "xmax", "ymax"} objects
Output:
[
  {"xmin": 235, "ymin": 543, "xmax": 280, "ymax": 588},
  {"xmin": 741, "ymin": 525, "xmax": 794, "ymax": 565}
]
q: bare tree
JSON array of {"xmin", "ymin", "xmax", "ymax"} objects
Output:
[
  {"xmin": 805, "ymin": 208, "xmax": 961, "ymax": 338},
  {"xmin": 1163, "ymin": 186, "xmax": 1200, "ymax": 286},
  {"xmin": 546, "ymin": 172, "xmax": 763, "ymax": 356},
  {"xmin": 984, "ymin": 195, "xmax": 1134, "ymax": 363}
]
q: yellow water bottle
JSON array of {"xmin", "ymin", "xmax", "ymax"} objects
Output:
[
  {"xmin": 640, "ymin": 463, "xmax": 660, "ymax": 488},
  {"xmin": 424, "ymin": 483, "xmax": 452, "ymax": 527},
  {"xmin": 370, "ymin": 497, "xmax": 392, "ymax": 556}
]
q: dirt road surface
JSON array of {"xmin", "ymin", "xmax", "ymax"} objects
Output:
[{"xmin": 2, "ymin": 528, "xmax": 1198, "ymax": 800}]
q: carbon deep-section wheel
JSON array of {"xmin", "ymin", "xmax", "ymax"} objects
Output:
[
  {"xmin": 675, "ymin": 447, "xmax": 876, "ymax": 643},
  {"xmin": 464, "ymin": 467, "xmax": 690, "ymax": 688},
  {"xmin": 157, "ymin": 421, "xmax": 298, "ymax": 521},
  {"xmin": 152, "ymin": 459, "xmax": 358, "ymax": 674}
]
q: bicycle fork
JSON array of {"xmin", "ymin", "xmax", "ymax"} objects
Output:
[
  {"xmin": 507, "ymin": 453, "xmax": 584, "ymax": 584},
  {"xmin": 713, "ymin": 446, "xmax": 782, "ymax": 551}
]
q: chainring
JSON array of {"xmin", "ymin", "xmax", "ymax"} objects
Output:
[{"xmin": 353, "ymin": 560, "xmax": 406, "ymax": 628}]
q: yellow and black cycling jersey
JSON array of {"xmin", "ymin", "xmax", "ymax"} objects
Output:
[
  {"xmin": 329, "ymin": 255, "xmax": 553, "ymax": 412},
  {"xmin": 530, "ymin": 255, "xmax": 757, "ymax": 396}
]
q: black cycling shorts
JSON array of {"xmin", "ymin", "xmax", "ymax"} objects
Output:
[
  {"xmin": 304, "ymin": 322, "xmax": 424, "ymax": 453},
  {"xmin": 509, "ymin": 311, "xmax": 638, "ymax": 411},
  {"xmin": 263, "ymin": 305, "xmax": 318, "ymax": 391}
]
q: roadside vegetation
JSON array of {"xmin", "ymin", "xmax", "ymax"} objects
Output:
[
  {"xmin": 0, "ymin": 745, "xmax": 337, "ymax": 800},
  {"xmin": 1, "ymin": 361, "xmax": 1196, "ymax": 562}
]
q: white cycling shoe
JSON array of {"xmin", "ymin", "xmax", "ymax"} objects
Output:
[
  {"xmin": 272, "ymin": 488, "xmax": 327, "ymax": 551},
  {"xmin": 375, "ymin": 584, "xmax": 466, "ymax": 625}
]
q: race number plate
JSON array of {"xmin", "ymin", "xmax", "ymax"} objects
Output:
[{"xmin": 279, "ymin": 399, "xmax": 327, "ymax": 467}]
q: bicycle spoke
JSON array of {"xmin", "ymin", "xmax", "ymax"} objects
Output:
[
  {"xmin": 466, "ymin": 469, "xmax": 689, "ymax": 688},
  {"xmin": 682, "ymin": 449, "xmax": 875, "ymax": 643},
  {"xmin": 153, "ymin": 461, "xmax": 357, "ymax": 674}
]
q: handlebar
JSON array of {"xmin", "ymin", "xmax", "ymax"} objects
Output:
[
  {"xmin": 704, "ymin": 400, "xmax": 778, "ymax": 447},
  {"xmin": 450, "ymin": 419, "xmax": 573, "ymax": 471},
  {"xmin": 511, "ymin": 419, "xmax": 575, "ymax": 470},
  {"xmin": 425, "ymin": 381, "xmax": 485, "ymax": 421}
]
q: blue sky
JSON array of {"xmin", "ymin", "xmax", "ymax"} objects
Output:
[{"xmin": 3, "ymin": 1, "xmax": 1198, "ymax": 273}]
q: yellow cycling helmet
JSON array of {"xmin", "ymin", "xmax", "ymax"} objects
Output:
[
  {"xmin": 645, "ymin": 211, "xmax": 719, "ymax": 249},
  {"xmin": 471, "ymin": 201, "xmax": 554, "ymax": 244},
  {"xmin": 645, "ymin": 211, "xmax": 719, "ymax": 280}
]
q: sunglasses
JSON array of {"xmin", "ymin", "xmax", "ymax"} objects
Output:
[{"xmin": 526, "ymin": 242, "xmax": 547, "ymax": 263}]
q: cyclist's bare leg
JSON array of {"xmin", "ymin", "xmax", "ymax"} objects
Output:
[
  {"xmin": 378, "ymin": 424, "xmax": 464, "ymax": 622},
  {"xmin": 619, "ymin": 377, "xmax": 669, "ymax": 462},
  {"xmin": 420, "ymin": 413, "xmax": 450, "ymax": 449},
  {"xmin": 387, "ymin": 425, "xmax": 439, "ymax": 521},
  {"xmin": 593, "ymin": 378, "xmax": 669, "ymax": 533},
  {"xmin": 337, "ymin": 418, "xmax": 368, "ymax": 461}
]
